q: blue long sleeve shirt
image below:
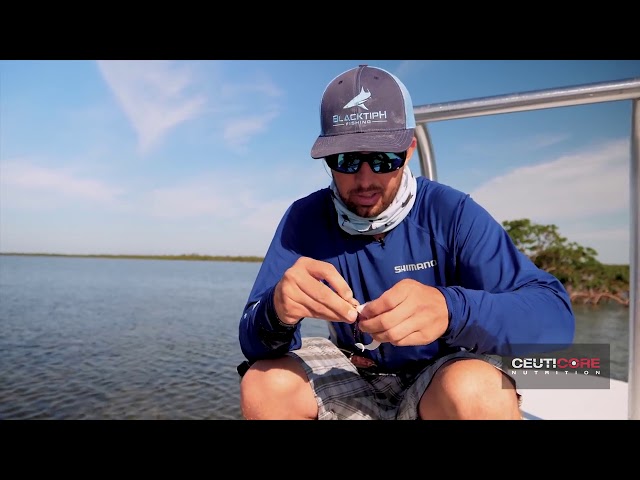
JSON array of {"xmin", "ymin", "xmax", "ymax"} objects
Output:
[{"xmin": 238, "ymin": 176, "xmax": 575, "ymax": 371}]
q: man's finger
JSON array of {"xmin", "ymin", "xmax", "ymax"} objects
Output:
[
  {"xmin": 297, "ymin": 278, "xmax": 358, "ymax": 323},
  {"xmin": 303, "ymin": 258, "xmax": 357, "ymax": 305}
]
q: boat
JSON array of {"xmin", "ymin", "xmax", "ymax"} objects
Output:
[{"xmin": 411, "ymin": 76, "xmax": 640, "ymax": 420}]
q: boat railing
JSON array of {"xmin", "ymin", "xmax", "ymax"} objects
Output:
[{"xmin": 411, "ymin": 77, "xmax": 640, "ymax": 420}]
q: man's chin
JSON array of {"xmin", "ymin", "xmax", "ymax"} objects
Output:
[{"xmin": 352, "ymin": 205, "xmax": 381, "ymax": 218}]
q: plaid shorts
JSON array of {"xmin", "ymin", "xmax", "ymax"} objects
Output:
[{"xmin": 285, "ymin": 336, "xmax": 521, "ymax": 420}]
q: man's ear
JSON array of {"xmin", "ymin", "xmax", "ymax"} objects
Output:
[{"xmin": 406, "ymin": 136, "xmax": 418, "ymax": 160}]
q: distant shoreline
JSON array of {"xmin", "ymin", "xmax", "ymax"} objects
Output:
[
  {"xmin": 0, "ymin": 252, "xmax": 264, "ymax": 263},
  {"xmin": 0, "ymin": 252, "xmax": 629, "ymax": 267}
]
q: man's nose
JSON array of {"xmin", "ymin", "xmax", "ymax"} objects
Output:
[{"xmin": 355, "ymin": 161, "xmax": 376, "ymax": 183}]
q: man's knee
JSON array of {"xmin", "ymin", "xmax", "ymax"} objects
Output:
[
  {"xmin": 419, "ymin": 358, "xmax": 521, "ymax": 419},
  {"xmin": 239, "ymin": 356, "xmax": 318, "ymax": 420}
]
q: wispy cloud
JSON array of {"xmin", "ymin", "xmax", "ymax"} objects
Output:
[
  {"xmin": 459, "ymin": 132, "xmax": 570, "ymax": 157},
  {"xmin": 220, "ymin": 75, "xmax": 284, "ymax": 99},
  {"xmin": 218, "ymin": 73, "xmax": 284, "ymax": 153},
  {"xmin": 394, "ymin": 60, "xmax": 433, "ymax": 81},
  {"xmin": 145, "ymin": 175, "xmax": 247, "ymax": 219},
  {"xmin": 144, "ymin": 161, "xmax": 321, "ymax": 217},
  {"xmin": 97, "ymin": 61, "xmax": 285, "ymax": 155},
  {"xmin": 471, "ymin": 138, "xmax": 630, "ymax": 263},
  {"xmin": 0, "ymin": 160, "xmax": 124, "ymax": 210},
  {"xmin": 470, "ymin": 138, "xmax": 629, "ymax": 223},
  {"xmin": 97, "ymin": 60, "xmax": 207, "ymax": 154},
  {"xmin": 223, "ymin": 111, "xmax": 280, "ymax": 154}
]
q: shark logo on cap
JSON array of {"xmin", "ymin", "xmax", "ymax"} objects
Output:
[{"xmin": 343, "ymin": 87, "xmax": 371, "ymax": 111}]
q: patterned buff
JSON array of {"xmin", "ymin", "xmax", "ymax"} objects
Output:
[{"xmin": 330, "ymin": 167, "xmax": 417, "ymax": 236}]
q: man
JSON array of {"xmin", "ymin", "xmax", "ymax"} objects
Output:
[{"xmin": 237, "ymin": 64, "xmax": 575, "ymax": 420}]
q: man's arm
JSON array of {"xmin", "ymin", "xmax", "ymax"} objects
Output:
[
  {"xmin": 437, "ymin": 195, "xmax": 575, "ymax": 356},
  {"xmin": 239, "ymin": 251, "xmax": 360, "ymax": 363},
  {"xmin": 238, "ymin": 189, "xmax": 362, "ymax": 363},
  {"xmin": 238, "ymin": 206, "xmax": 303, "ymax": 363}
]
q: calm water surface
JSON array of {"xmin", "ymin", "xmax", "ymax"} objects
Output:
[{"xmin": 0, "ymin": 255, "xmax": 630, "ymax": 420}]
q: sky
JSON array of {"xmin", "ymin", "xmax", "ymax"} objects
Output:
[{"xmin": 1, "ymin": 60, "xmax": 639, "ymax": 265}]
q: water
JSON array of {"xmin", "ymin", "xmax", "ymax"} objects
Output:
[{"xmin": 0, "ymin": 255, "xmax": 630, "ymax": 420}]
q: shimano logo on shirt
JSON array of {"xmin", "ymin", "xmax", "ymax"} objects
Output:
[{"xmin": 394, "ymin": 260, "xmax": 438, "ymax": 274}]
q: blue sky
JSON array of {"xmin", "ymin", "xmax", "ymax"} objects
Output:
[{"xmin": 1, "ymin": 60, "xmax": 639, "ymax": 264}]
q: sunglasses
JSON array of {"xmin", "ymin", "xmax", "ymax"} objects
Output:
[{"xmin": 325, "ymin": 151, "xmax": 407, "ymax": 174}]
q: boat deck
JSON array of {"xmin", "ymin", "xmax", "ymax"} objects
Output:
[{"xmin": 520, "ymin": 377, "xmax": 628, "ymax": 420}]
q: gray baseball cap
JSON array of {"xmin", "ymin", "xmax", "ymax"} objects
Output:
[{"xmin": 310, "ymin": 65, "xmax": 416, "ymax": 159}]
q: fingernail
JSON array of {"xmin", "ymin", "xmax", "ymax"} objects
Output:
[{"xmin": 347, "ymin": 309, "xmax": 358, "ymax": 322}]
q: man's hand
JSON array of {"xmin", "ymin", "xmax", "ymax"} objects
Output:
[
  {"xmin": 357, "ymin": 279, "xmax": 449, "ymax": 346},
  {"xmin": 273, "ymin": 257, "xmax": 360, "ymax": 326}
]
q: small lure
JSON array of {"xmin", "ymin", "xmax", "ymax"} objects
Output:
[
  {"xmin": 353, "ymin": 303, "xmax": 381, "ymax": 352},
  {"xmin": 355, "ymin": 339, "xmax": 381, "ymax": 352}
]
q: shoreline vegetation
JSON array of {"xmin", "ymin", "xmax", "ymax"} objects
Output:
[
  {"xmin": 502, "ymin": 219, "xmax": 630, "ymax": 307},
  {"xmin": 0, "ymin": 252, "xmax": 264, "ymax": 263},
  {"xmin": 0, "ymin": 218, "xmax": 631, "ymax": 307}
]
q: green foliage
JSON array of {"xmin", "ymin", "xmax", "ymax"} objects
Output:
[
  {"xmin": 0, "ymin": 253, "xmax": 264, "ymax": 263},
  {"xmin": 502, "ymin": 219, "xmax": 630, "ymax": 303}
]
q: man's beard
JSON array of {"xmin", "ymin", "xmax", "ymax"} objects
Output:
[{"xmin": 342, "ymin": 184, "xmax": 401, "ymax": 218}]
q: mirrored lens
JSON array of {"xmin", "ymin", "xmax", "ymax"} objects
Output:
[{"xmin": 325, "ymin": 152, "xmax": 406, "ymax": 174}]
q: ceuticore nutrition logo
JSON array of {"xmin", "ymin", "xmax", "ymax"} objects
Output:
[
  {"xmin": 500, "ymin": 343, "xmax": 610, "ymax": 389},
  {"xmin": 511, "ymin": 356, "xmax": 601, "ymax": 372}
]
